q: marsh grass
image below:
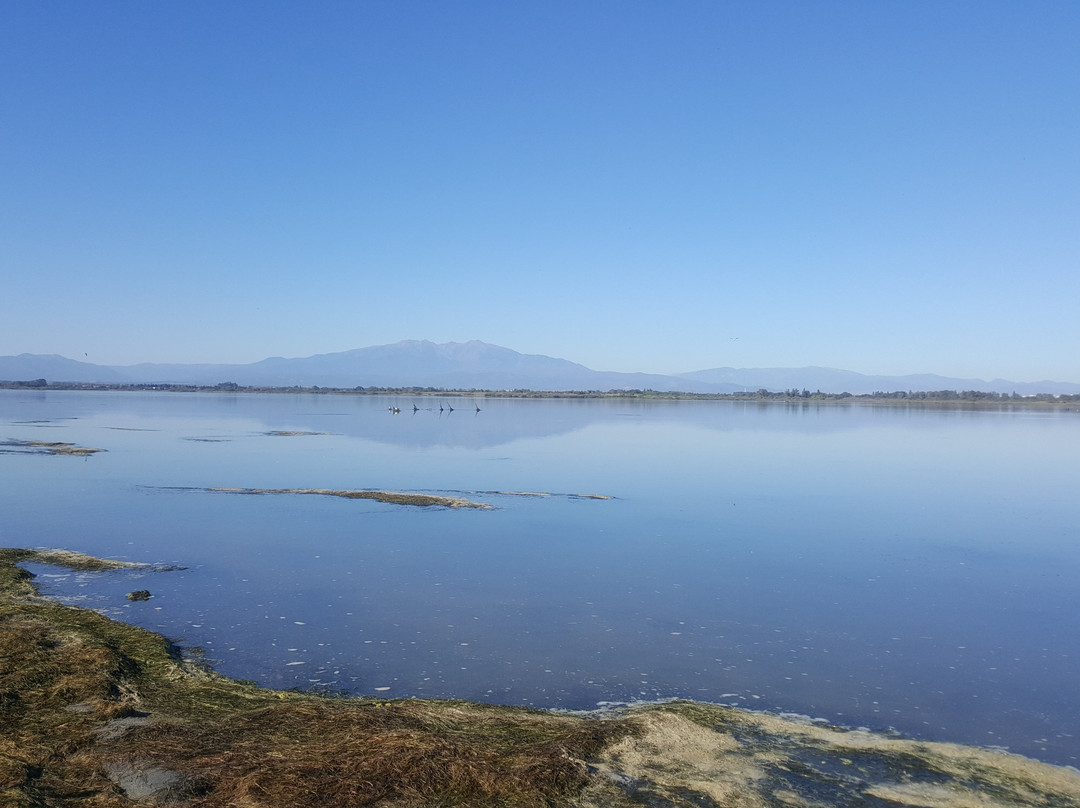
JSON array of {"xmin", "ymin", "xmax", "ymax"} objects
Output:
[{"xmin": 126, "ymin": 700, "xmax": 619, "ymax": 807}]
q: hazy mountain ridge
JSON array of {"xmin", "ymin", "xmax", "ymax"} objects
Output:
[
  {"xmin": 0, "ymin": 353, "xmax": 130, "ymax": 383},
  {"xmin": 2, "ymin": 342, "xmax": 1078, "ymax": 395}
]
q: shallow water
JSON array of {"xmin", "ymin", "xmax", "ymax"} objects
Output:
[{"xmin": 2, "ymin": 389, "xmax": 1078, "ymax": 766}]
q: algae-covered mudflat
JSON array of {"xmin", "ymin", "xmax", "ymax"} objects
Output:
[{"xmin": 4, "ymin": 547, "xmax": 1080, "ymax": 807}]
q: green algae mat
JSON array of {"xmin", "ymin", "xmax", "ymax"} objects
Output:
[{"xmin": 2, "ymin": 547, "xmax": 1079, "ymax": 808}]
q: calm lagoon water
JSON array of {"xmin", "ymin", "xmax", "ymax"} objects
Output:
[{"xmin": 2, "ymin": 389, "xmax": 1078, "ymax": 766}]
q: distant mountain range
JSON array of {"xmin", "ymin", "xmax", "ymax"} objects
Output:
[{"xmin": 2, "ymin": 340, "xmax": 1078, "ymax": 396}]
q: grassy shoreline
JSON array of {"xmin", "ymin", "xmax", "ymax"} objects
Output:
[{"xmin": 3, "ymin": 548, "xmax": 1080, "ymax": 807}]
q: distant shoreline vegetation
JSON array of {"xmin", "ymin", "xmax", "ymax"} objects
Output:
[{"xmin": 2, "ymin": 378, "xmax": 1079, "ymax": 406}]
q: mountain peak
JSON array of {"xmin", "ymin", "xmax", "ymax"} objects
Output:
[{"xmin": 2, "ymin": 344, "xmax": 1078, "ymax": 395}]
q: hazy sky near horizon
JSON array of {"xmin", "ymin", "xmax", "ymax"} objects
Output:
[{"xmin": 3, "ymin": 2, "xmax": 1078, "ymax": 381}]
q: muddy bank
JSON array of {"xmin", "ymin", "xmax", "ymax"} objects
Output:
[{"xmin": 2, "ymin": 548, "xmax": 1079, "ymax": 807}]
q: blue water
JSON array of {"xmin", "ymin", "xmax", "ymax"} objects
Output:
[{"xmin": 2, "ymin": 389, "xmax": 1078, "ymax": 765}]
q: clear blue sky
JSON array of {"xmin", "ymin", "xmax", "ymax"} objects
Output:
[{"xmin": 3, "ymin": 2, "xmax": 1078, "ymax": 381}]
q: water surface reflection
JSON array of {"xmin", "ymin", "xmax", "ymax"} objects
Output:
[{"xmin": 2, "ymin": 390, "xmax": 1077, "ymax": 766}]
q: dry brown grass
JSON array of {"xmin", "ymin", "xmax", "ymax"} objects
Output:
[
  {"xmin": 124, "ymin": 700, "xmax": 620, "ymax": 807},
  {"xmin": 0, "ymin": 607, "xmax": 142, "ymax": 806}
]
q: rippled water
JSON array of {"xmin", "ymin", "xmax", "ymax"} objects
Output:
[{"xmin": 2, "ymin": 389, "xmax": 1078, "ymax": 765}]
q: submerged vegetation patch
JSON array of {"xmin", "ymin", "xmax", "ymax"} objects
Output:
[
  {"xmin": 2, "ymin": 547, "xmax": 1079, "ymax": 807},
  {"xmin": 262, "ymin": 430, "xmax": 336, "ymax": 436},
  {"xmin": 205, "ymin": 486, "xmax": 493, "ymax": 509},
  {"xmin": 0, "ymin": 439, "xmax": 106, "ymax": 456},
  {"xmin": 476, "ymin": 490, "xmax": 614, "ymax": 500},
  {"xmin": 153, "ymin": 486, "xmax": 610, "ymax": 506}
]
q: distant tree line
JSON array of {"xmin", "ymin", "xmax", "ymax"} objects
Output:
[
  {"xmin": 8, "ymin": 378, "xmax": 48, "ymax": 388},
  {"xmin": 1, "ymin": 379, "xmax": 1078, "ymax": 405}
]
